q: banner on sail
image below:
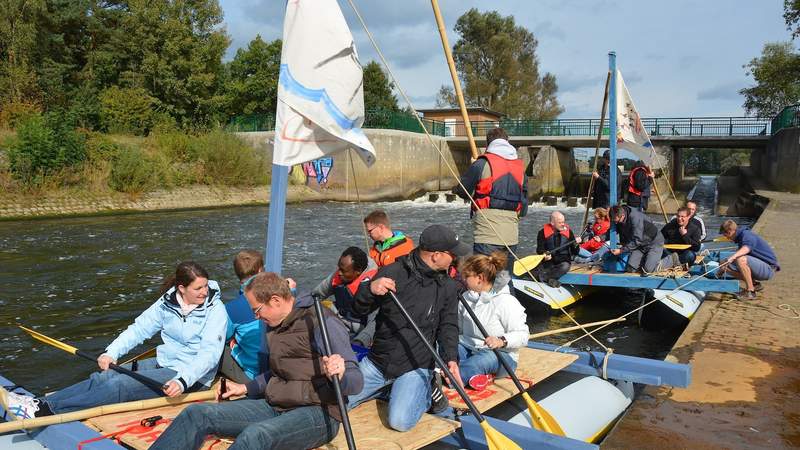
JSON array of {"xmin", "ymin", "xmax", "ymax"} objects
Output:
[
  {"xmin": 615, "ymin": 71, "xmax": 665, "ymax": 168},
  {"xmin": 273, "ymin": 0, "xmax": 376, "ymax": 167}
]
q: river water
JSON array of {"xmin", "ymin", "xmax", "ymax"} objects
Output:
[{"xmin": 0, "ymin": 182, "xmax": 748, "ymax": 394}]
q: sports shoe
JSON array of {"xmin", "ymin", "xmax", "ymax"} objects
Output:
[
  {"xmin": 753, "ymin": 281, "xmax": 764, "ymax": 292},
  {"xmin": 736, "ymin": 289, "xmax": 757, "ymax": 300},
  {"xmin": 428, "ymin": 371, "xmax": 448, "ymax": 414},
  {"xmin": 547, "ymin": 278, "xmax": 561, "ymax": 288},
  {"xmin": 468, "ymin": 373, "xmax": 494, "ymax": 391},
  {"xmin": 3, "ymin": 391, "xmax": 40, "ymax": 420}
]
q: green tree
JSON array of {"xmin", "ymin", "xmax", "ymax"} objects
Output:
[
  {"xmin": 786, "ymin": 0, "xmax": 800, "ymax": 39},
  {"xmin": 223, "ymin": 35, "xmax": 282, "ymax": 116},
  {"xmin": 362, "ymin": 61, "xmax": 398, "ymax": 112},
  {"xmin": 739, "ymin": 42, "xmax": 800, "ymax": 117},
  {"xmin": 441, "ymin": 9, "xmax": 563, "ymax": 119},
  {"xmin": 0, "ymin": 0, "xmax": 46, "ymax": 106},
  {"xmin": 434, "ymin": 85, "xmax": 457, "ymax": 108}
]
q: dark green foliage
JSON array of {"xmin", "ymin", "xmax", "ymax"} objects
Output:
[
  {"xmin": 740, "ymin": 42, "xmax": 800, "ymax": 117},
  {"xmin": 99, "ymin": 86, "xmax": 160, "ymax": 135},
  {"xmin": 786, "ymin": 0, "xmax": 800, "ymax": 39},
  {"xmin": 109, "ymin": 145, "xmax": 160, "ymax": 193},
  {"xmin": 363, "ymin": 61, "xmax": 398, "ymax": 113},
  {"xmin": 223, "ymin": 35, "xmax": 282, "ymax": 116},
  {"xmin": 7, "ymin": 112, "xmax": 86, "ymax": 183}
]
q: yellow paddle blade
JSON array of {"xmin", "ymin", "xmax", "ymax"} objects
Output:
[
  {"xmin": 121, "ymin": 347, "xmax": 157, "ymax": 365},
  {"xmin": 19, "ymin": 325, "xmax": 78, "ymax": 355},
  {"xmin": 713, "ymin": 236, "xmax": 730, "ymax": 242},
  {"xmin": 522, "ymin": 392, "xmax": 565, "ymax": 436},
  {"xmin": 480, "ymin": 420, "xmax": 522, "ymax": 450},
  {"xmin": 663, "ymin": 244, "xmax": 691, "ymax": 250},
  {"xmin": 513, "ymin": 254, "xmax": 546, "ymax": 276}
]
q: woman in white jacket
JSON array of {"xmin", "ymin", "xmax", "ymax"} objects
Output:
[{"xmin": 458, "ymin": 252, "xmax": 529, "ymax": 391}]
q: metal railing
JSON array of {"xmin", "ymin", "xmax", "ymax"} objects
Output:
[
  {"xmin": 228, "ymin": 110, "xmax": 774, "ymax": 138},
  {"xmin": 771, "ymin": 104, "xmax": 800, "ymax": 135}
]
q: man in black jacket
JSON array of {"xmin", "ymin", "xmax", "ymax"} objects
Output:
[
  {"xmin": 609, "ymin": 205, "xmax": 665, "ymax": 274},
  {"xmin": 592, "ymin": 150, "xmax": 622, "ymax": 209},
  {"xmin": 347, "ymin": 224, "xmax": 468, "ymax": 431},
  {"xmin": 534, "ymin": 211, "xmax": 581, "ymax": 287},
  {"xmin": 660, "ymin": 206, "xmax": 702, "ymax": 267}
]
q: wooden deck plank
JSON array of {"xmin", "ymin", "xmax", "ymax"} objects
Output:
[{"xmin": 446, "ymin": 347, "xmax": 578, "ymax": 410}]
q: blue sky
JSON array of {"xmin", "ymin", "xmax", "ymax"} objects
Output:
[{"xmin": 219, "ymin": 0, "xmax": 792, "ymax": 118}]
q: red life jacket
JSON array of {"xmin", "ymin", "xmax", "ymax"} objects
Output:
[
  {"xmin": 331, "ymin": 268, "xmax": 378, "ymax": 322},
  {"xmin": 542, "ymin": 223, "xmax": 571, "ymax": 240},
  {"xmin": 473, "ymin": 153, "xmax": 525, "ymax": 212},
  {"xmin": 628, "ymin": 166, "xmax": 647, "ymax": 196}
]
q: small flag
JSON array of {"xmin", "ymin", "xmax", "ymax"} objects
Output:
[
  {"xmin": 273, "ymin": 0, "xmax": 376, "ymax": 167},
  {"xmin": 615, "ymin": 71, "xmax": 664, "ymax": 167}
]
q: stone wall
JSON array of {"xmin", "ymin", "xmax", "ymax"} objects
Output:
[{"xmin": 754, "ymin": 127, "xmax": 800, "ymax": 193}]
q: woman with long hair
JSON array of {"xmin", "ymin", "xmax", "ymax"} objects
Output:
[
  {"xmin": 5, "ymin": 261, "xmax": 228, "ymax": 418},
  {"xmin": 458, "ymin": 252, "xmax": 529, "ymax": 391}
]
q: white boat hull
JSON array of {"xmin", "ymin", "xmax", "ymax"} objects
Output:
[
  {"xmin": 639, "ymin": 289, "xmax": 706, "ymax": 329},
  {"xmin": 512, "ymin": 278, "xmax": 596, "ymax": 311}
]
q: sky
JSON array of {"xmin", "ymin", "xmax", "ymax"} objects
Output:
[{"xmin": 218, "ymin": 0, "xmax": 792, "ymax": 119}]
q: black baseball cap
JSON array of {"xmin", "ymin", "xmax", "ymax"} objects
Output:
[
  {"xmin": 419, "ymin": 225, "xmax": 471, "ymax": 257},
  {"xmin": 602, "ymin": 150, "xmax": 610, "ymax": 159}
]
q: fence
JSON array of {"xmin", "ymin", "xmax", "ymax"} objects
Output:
[{"xmin": 771, "ymin": 104, "xmax": 800, "ymax": 135}]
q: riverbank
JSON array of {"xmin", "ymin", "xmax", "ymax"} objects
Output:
[{"xmin": 604, "ymin": 178, "xmax": 800, "ymax": 449}]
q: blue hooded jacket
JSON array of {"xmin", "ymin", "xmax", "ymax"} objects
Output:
[{"xmin": 105, "ymin": 280, "xmax": 228, "ymax": 390}]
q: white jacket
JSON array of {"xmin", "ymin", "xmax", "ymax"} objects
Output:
[{"xmin": 458, "ymin": 271, "xmax": 529, "ymax": 362}]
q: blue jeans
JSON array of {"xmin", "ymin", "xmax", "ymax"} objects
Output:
[
  {"xmin": 44, "ymin": 358, "xmax": 202, "ymax": 414},
  {"xmin": 575, "ymin": 245, "xmax": 609, "ymax": 263},
  {"xmin": 457, "ymin": 343, "xmax": 517, "ymax": 386},
  {"xmin": 346, "ymin": 356, "xmax": 432, "ymax": 431},
  {"xmin": 150, "ymin": 399, "xmax": 338, "ymax": 450},
  {"xmin": 473, "ymin": 243, "xmax": 517, "ymax": 274}
]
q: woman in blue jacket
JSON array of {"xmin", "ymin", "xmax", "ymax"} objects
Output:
[{"xmin": 7, "ymin": 261, "xmax": 228, "ymax": 417}]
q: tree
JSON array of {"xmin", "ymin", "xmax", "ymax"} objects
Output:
[
  {"xmin": 223, "ymin": 35, "xmax": 282, "ymax": 116},
  {"xmin": 739, "ymin": 42, "xmax": 800, "ymax": 117},
  {"xmin": 0, "ymin": 0, "xmax": 46, "ymax": 107},
  {"xmin": 448, "ymin": 9, "xmax": 563, "ymax": 119},
  {"xmin": 786, "ymin": 0, "xmax": 800, "ymax": 39},
  {"xmin": 434, "ymin": 85, "xmax": 456, "ymax": 108},
  {"xmin": 362, "ymin": 61, "xmax": 398, "ymax": 112}
]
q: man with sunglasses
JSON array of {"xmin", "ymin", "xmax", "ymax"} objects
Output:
[
  {"xmin": 364, "ymin": 209, "xmax": 415, "ymax": 268},
  {"xmin": 347, "ymin": 224, "xmax": 470, "ymax": 431}
]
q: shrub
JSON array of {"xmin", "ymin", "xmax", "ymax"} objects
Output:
[
  {"xmin": 109, "ymin": 146, "xmax": 161, "ymax": 193},
  {"xmin": 192, "ymin": 129, "xmax": 268, "ymax": 185},
  {"xmin": 0, "ymin": 101, "xmax": 41, "ymax": 129},
  {"xmin": 99, "ymin": 86, "xmax": 160, "ymax": 135},
  {"xmin": 7, "ymin": 113, "xmax": 86, "ymax": 185}
]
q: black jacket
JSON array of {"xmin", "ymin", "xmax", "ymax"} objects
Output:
[
  {"xmin": 536, "ymin": 226, "xmax": 579, "ymax": 265},
  {"xmin": 661, "ymin": 218, "xmax": 702, "ymax": 252},
  {"xmin": 353, "ymin": 250, "xmax": 459, "ymax": 379},
  {"xmin": 616, "ymin": 205, "xmax": 660, "ymax": 251},
  {"xmin": 626, "ymin": 167, "xmax": 651, "ymax": 207},
  {"xmin": 592, "ymin": 163, "xmax": 622, "ymax": 208}
]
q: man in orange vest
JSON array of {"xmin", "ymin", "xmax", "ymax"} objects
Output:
[
  {"xmin": 626, "ymin": 160, "xmax": 653, "ymax": 211},
  {"xmin": 454, "ymin": 127, "xmax": 527, "ymax": 271},
  {"xmin": 313, "ymin": 247, "xmax": 379, "ymax": 346},
  {"xmin": 363, "ymin": 210, "xmax": 415, "ymax": 268}
]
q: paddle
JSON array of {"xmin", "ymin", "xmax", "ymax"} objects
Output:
[
  {"xmin": 19, "ymin": 325, "xmax": 167, "ymax": 393},
  {"xmin": 458, "ymin": 296, "xmax": 565, "ymax": 436},
  {"xmin": 311, "ymin": 295, "xmax": 357, "ymax": 450},
  {"xmin": 120, "ymin": 347, "xmax": 157, "ymax": 366},
  {"xmin": 512, "ymin": 237, "xmax": 581, "ymax": 276},
  {"xmin": 663, "ymin": 236, "xmax": 729, "ymax": 251},
  {"xmin": 386, "ymin": 291, "xmax": 521, "ymax": 450}
]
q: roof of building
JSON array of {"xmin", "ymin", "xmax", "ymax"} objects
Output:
[{"xmin": 416, "ymin": 107, "xmax": 505, "ymax": 118}]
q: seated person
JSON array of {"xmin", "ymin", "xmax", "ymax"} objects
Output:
[
  {"xmin": 575, "ymin": 207, "xmax": 610, "ymax": 263},
  {"xmin": 686, "ymin": 201, "xmax": 707, "ymax": 241},
  {"xmin": 609, "ymin": 205, "xmax": 664, "ymax": 275},
  {"xmin": 150, "ymin": 272, "xmax": 363, "ymax": 450},
  {"xmin": 221, "ymin": 249, "xmax": 265, "ymax": 383},
  {"xmin": 534, "ymin": 211, "xmax": 581, "ymax": 287},
  {"xmin": 313, "ymin": 246, "xmax": 378, "ymax": 347},
  {"xmin": 716, "ymin": 219, "xmax": 780, "ymax": 300},
  {"xmin": 5, "ymin": 262, "xmax": 227, "ymax": 418},
  {"xmin": 660, "ymin": 207, "xmax": 702, "ymax": 267},
  {"xmin": 364, "ymin": 209, "xmax": 414, "ymax": 267},
  {"xmin": 458, "ymin": 252, "xmax": 529, "ymax": 391}
]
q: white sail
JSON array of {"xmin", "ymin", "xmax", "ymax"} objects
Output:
[
  {"xmin": 273, "ymin": 0, "xmax": 376, "ymax": 167},
  {"xmin": 615, "ymin": 71, "xmax": 665, "ymax": 168}
]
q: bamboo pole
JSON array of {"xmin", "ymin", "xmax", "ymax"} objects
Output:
[
  {"xmin": 529, "ymin": 317, "xmax": 625, "ymax": 339},
  {"xmin": 0, "ymin": 389, "xmax": 217, "ymax": 433},
  {"xmin": 430, "ymin": 0, "xmax": 479, "ymax": 160},
  {"xmin": 651, "ymin": 170, "xmax": 670, "ymax": 222},
  {"xmin": 581, "ymin": 71, "xmax": 612, "ymax": 232}
]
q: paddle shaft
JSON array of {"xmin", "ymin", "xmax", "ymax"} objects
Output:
[
  {"xmin": 312, "ymin": 295, "xmax": 357, "ymax": 450},
  {"xmin": 74, "ymin": 349, "xmax": 167, "ymax": 393},
  {"xmin": 387, "ymin": 292, "xmax": 485, "ymax": 421},
  {"xmin": 457, "ymin": 298, "xmax": 527, "ymax": 394}
]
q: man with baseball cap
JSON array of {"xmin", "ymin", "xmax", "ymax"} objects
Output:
[{"xmin": 347, "ymin": 224, "xmax": 469, "ymax": 431}]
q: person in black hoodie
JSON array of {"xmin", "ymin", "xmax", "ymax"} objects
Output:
[
  {"xmin": 609, "ymin": 205, "xmax": 665, "ymax": 275},
  {"xmin": 660, "ymin": 206, "xmax": 702, "ymax": 267},
  {"xmin": 534, "ymin": 211, "xmax": 581, "ymax": 287},
  {"xmin": 592, "ymin": 150, "xmax": 622, "ymax": 209},
  {"xmin": 347, "ymin": 224, "xmax": 469, "ymax": 432}
]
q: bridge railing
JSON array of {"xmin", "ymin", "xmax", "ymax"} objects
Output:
[
  {"xmin": 771, "ymin": 104, "xmax": 800, "ymax": 135},
  {"xmin": 227, "ymin": 110, "xmax": 773, "ymax": 137}
]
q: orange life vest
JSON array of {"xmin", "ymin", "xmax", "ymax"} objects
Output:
[
  {"xmin": 473, "ymin": 153, "xmax": 525, "ymax": 212},
  {"xmin": 369, "ymin": 235, "xmax": 414, "ymax": 268},
  {"xmin": 628, "ymin": 166, "xmax": 647, "ymax": 196}
]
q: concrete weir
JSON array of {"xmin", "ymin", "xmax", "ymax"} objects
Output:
[{"xmin": 603, "ymin": 176, "xmax": 800, "ymax": 449}]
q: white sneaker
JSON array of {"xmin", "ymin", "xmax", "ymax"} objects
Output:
[{"xmin": 3, "ymin": 391, "xmax": 40, "ymax": 420}]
